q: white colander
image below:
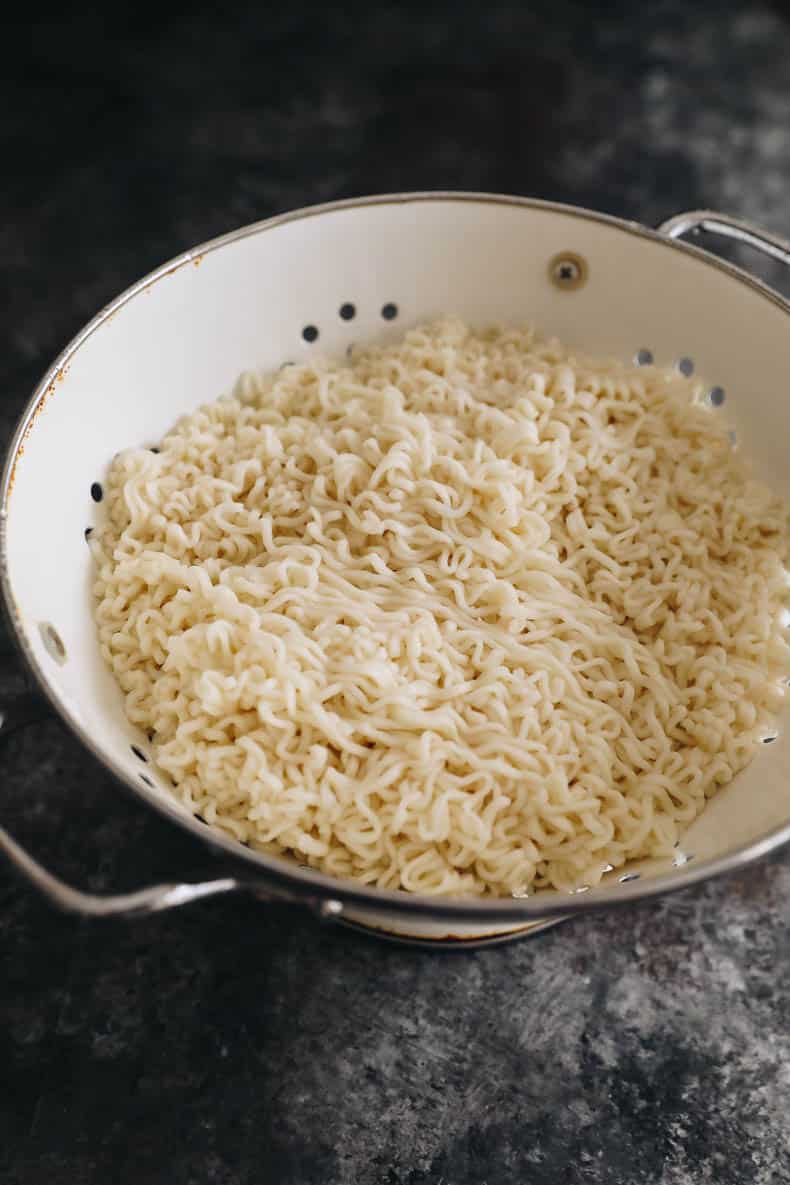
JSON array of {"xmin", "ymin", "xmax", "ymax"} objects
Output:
[{"xmin": 3, "ymin": 193, "xmax": 790, "ymax": 946}]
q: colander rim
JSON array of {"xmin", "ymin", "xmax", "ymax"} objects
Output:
[{"xmin": 2, "ymin": 189, "xmax": 789, "ymax": 923}]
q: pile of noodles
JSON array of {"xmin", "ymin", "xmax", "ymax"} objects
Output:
[{"xmin": 92, "ymin": 319, "xmax": 790, "ymax": 895}]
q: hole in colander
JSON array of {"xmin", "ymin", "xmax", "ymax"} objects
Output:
[
  {"xmin": 708, "ymin": 386, "xmax": 726, "ymax": 407},
  {"xmin": 672, "ymin": 850, "xmax": 695, "ymax": 867},
  {"xmin": 84, "ymin": 527, "xmax": 93, "ymax": 541},
  {"xmin": 381, "ymin": 303, "xmax": 398, "ymax": 321},
  {"xmin": 149, "ymin": 446, "xmax": 160, "ymax": 454},
  {"xmin": 618, "ymin": 872, "xmax": 640, "ymax": 883},
  {"xmin": 302, "ymin": 325, "xmax": 319, "ymax": 343},
  {"xmin": 90, "ymin": 482, "xmax": 103, "ymax": 503},
  {"xmin": 131, "ymin": 744, "xmax": 148, "ymax": 763},
  {"xmin": 634, "ymin": 348, "xmax": 653, "ymax": 366},
  {"xmin": 140, "ymin": 773, "xmax": 154, "ymax": 788},
  {"xmin": 761, "ymin": 732, "xmax": 779, "ymax": 744},
  {"xmin": 339, "ymin": 303, "xmax": 356, "ymax": 321},
  {"xmin": 39, "ymin": 622, "xmax": 66, "ymax": 665},
  {"xmin": 676, "ymin": 356, "xmax": 695, "ymax": 377}
]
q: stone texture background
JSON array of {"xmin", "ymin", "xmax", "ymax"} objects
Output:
[{"xmin": 2, "ymin": 4, "xmax": 790, "ymax": 1182}]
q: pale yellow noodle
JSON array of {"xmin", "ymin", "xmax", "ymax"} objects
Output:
[{"xmin": 92, "ymin": 319, "xmax": 790, "ymax": 895}]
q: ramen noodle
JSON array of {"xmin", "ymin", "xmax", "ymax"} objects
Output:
[{"xmin": 91, "ymin": 319, "xmax": 790, "ymax": 895}]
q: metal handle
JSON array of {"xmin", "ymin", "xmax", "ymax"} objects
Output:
[
  {"xmin": 0, "ymin": 826, "xmax": 243, "ymax": 916},
  {"xmin": 658, "ymin": 209, "xmax": 790, "ymax": 269},
  {"xmin": 0, "ymin": 689, "xmax": 246, "ymax": 917}
]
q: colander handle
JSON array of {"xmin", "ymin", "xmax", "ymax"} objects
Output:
[
  {"xmin": 0, "ymin": 691, "xmax": 292, "ymax": 917},
  {"xmin": 0, "ymin": 824, "xmax": 244, "ymax": 916},
  {"xmin": 658, "ymin": 209, "xmax": 790, "ymax": 269},
  {"xmin": 0, "ymin": 819, "xmax": 346, "ymax": 918}
]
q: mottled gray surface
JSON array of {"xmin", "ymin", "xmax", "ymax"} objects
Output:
[{"xmin": 3, "ymin": 3, "xmax": 790, "ymax": 1183}]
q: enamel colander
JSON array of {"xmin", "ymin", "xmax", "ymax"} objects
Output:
[{"xmin": 3, "ymin": 193, "xmax": 790, "ymax": 946}]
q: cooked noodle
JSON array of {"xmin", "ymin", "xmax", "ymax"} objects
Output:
[{"xmin": 92, "ymin": 319, "xmax": 790, "ymax": 895}]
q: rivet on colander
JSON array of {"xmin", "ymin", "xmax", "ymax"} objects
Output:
[
  {"xmin": 618, "ymin": 871, "xmax": 641, "ymax": 883},
  {"xmin": 39, "ymin": 622, "xmax": 66, "ymax": 665},
  {"xmin": 548, "ymin": 252, "xmax": 588, "ymax": 290},
  {"xmin": 634, "ymin": 348, "xmax": 654, "ymax": 366},
  {"xmin": 708, "ymin": 386, "xmax": 726, "ymax": 407},
  {"xmin": 302, "ymin": 325, "xmax": 319, "ymax": 343},
  {"xmin": 676, "ymin": 356, "xmax": 695, "ymax": 377}
]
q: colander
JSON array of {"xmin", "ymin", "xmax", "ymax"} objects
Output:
[{"xmin": 3, "ymin": 193, "xmax": 790, "ymax": 947}]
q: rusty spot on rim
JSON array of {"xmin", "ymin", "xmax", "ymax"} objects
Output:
[{"xmin": 6, "ymin": 366, "xmax": 69, "ymax": 498}]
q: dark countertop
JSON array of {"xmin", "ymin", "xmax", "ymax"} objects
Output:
[{"xmin": 3, "ymin": 4, "xmax": 790, "ymax": 1183}]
